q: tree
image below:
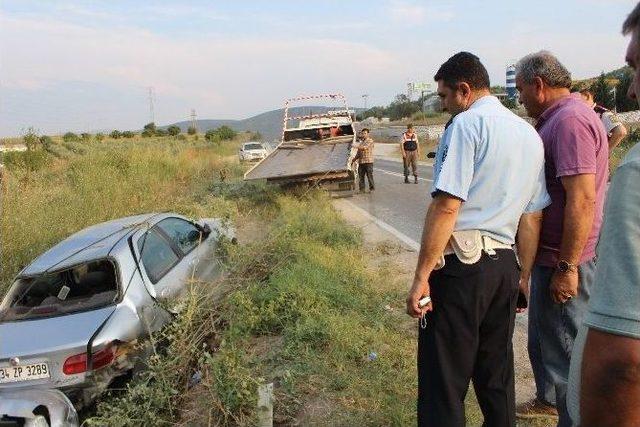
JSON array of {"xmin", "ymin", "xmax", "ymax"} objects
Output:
[
  {"xmin": 110, "ymin": 130, "xmax": 122, "ymax": 139},
  {"xmin": 187, "ymin": 126, "xmax": 197, "ymax": 135},
  {"xmin": 500, "ymin": 98, "xmax": 518, "ymax": 109},
  {"xmin": 167, "ymin": 125, "xmax": 181, "ymax": 136},
  {"xmin": 39, "ymin": 135, "xmax": 53, "ymax": 149},
  {"xmin": 143, "ymin": 122, "xmax": 156, "ymax": 133},
  {"xmin": 615, "ymin": 69, "xmax": 637, "ymax": 112},
  {"xmin": 23, "ymin": 127, "xmax": 40, "ymax": 151},
  {"xmin": 215, "ymin": 125, "xmax": 236, "ymax": 140},
  {"xmin": 592, "ymin": 73, "xmax": 615, "ymax": 110},
  {"xmin": 122, "ymin": 131, "xmax": 135, "ymax": 138},
  {"xmin": 141, "ymin": 129, "xmax": 154, "ymax": 137},
  {"xmin": 63, "ymin": 132, "xmax": 79, "ymax": 142},
  {"xmin": 205, "ymin": 129, "xmax": 220, "ymax": 143}
]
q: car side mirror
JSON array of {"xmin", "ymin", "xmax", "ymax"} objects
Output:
[
  {"xmin": 426, "ymin": 152, "xmax": 436, "ymax": 159},
  {"xmin": 188, "ymin": 230, "xmax": 201, "ymax": 243}
]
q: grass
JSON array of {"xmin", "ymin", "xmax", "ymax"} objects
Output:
[
  {"xmin": 0, "ymin": 133, "xmax": 248, "ymax": 295},
  {"xmin": 1, "ymin": 131, "xmax": 560, "ymax": 426}
]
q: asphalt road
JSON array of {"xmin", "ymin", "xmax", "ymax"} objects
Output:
[{"xmin": 349, "ymin": 158, "xmax": 434, "ymax": 244}]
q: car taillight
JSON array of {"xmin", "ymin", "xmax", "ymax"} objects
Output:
[{"xmin": 63, "ymin": 344, "xmax": 117, "ymax": 375}]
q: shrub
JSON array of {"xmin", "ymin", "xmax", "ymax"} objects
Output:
[
  {"xmin": 95, "ymin": 133, "xmax": 105, "ymax": 142},
  {"xmin": 167, "ymin": 125, "xmax": 181, "ymax": 136},
  {"xmin": 155, "ymin": 128, "xmax": 168, "ymax": 137},
  {"xmin": 143, "ymin": 122, "xmax": 156, "ymax": 135},
  {"xmin": 141, "ymin": 129, "xmax": 154, "ymax": 138},
  {"xmin": 122, "ymin": 131, "xmax": 135, "ymax": 138},
  {"xmin": 81, "ymin": 133, "xmax": 92, "ymax": 142},
  {"xmin": 205, "ymin": 129, "xmax": 220, "ymax": 143},
  {"xmin": 110, "ymin": 130, "xmax": 122, "ymax": 139},
  {"xmin": 22, "ymin": 128, "xmax": 40, "ymax": 151},
  {"xmin": 63, "ymin": 132, "xmax": 79, "ymax": 142},
  {"xmin": 187, "ymin": 126, "xmax": 197, "ymax": 135},
  {"xmin": 216, "ymin": 125, "xmax": 237, "ymax": 141},
  {"xmin": 39, "ymin": 135, "xmax": 53, "ymax": 149}
]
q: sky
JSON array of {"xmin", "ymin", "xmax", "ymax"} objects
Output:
[{"xmin": 0, "ymin": 0, "xmax": 637, "ymax": 136}]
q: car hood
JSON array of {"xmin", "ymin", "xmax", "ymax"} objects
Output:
[{"xmin": 0, "ymin": 306, "xmax": 116, "ymax": 359}]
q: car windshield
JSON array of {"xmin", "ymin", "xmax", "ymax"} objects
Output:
[
  {"xmin": 0, "ymin": 260, "xmax": 119, "ymax": 321},
  {"xmin": 244, "ymin": 143, "xmax": 263, "ymax": 150}
]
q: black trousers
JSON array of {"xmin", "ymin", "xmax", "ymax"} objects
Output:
[
  {"xmin": 358, "ymin": 162, "xmax": 374, "ymax": 191},
  {"xmin": 417, "ymin": 250, "xmax": 519, "ymax": 427}
]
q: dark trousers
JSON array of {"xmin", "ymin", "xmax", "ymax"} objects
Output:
[
  {"xmin": 418, "ymin": 250, "xmax": 519, "ymax": 427},
  {"xmin": 358, "ymin": 162, "xmax": 374, "ymax": 191}
]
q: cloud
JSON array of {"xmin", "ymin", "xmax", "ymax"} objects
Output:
[
  {"xmin": 388, "ymin": 1, "xmax": 453, "ymax": 25},
  {"xmin": 0, "ymin": 13, "xmax": 401, "ymax": 135}
]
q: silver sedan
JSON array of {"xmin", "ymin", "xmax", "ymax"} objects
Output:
[{"xmin": 0, "ymin": 213, "xmax": 233, "ymax": 423}]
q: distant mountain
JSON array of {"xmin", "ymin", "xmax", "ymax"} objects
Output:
[{"xmin": 167, "ymin": 106, "xmax": 363, "ymax": 141}]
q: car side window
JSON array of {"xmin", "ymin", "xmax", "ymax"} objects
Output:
[
  {"xmin": 137, "ymin": 230, "xmax": 180, "ymax": 284},
  {"xmin": 156, "ymin": 217, "xmax": 203, "ymax": 255}
]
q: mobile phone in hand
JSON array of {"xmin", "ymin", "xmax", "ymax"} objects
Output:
[{"xmin": 517, "ymin": 291, "xmax": 528, "ymax": 309}]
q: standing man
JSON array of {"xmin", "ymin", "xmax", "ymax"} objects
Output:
[
  {"xmin": 568, "ymin": 4, "xmax": 640, "ymax": 426},
  {"xmin": 401, "ymin": 124, "xmax": 420, "ymax": 183},
  {"xmin": 406, "ymin": 52, "xmax": 550, "ymax": 427},
  {"xmin": 352, "ymin": 128, "xmax": 375, "ymax": 192},
  {"xmin": 515, "ymin": 51, "xmax": 608, "ymax": 427},
  {"xmin": 579, "ymin": 88, "xmax": 628, "ymax": 150}
]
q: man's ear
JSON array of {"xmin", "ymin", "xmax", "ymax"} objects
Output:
[
  {"xmin": 533, "ymin": 76, "xmax": 545, "ymax": 95},
  {"xmin": 459, "ymin": 82, "xmax": 472, "ymax": 98}
]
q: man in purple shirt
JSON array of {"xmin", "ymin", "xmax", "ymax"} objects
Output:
[{"xmin": 515, "ymin": 51, "xmax": 608, "ymax": 427}]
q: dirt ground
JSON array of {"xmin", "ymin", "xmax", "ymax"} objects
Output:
[{"xmin": 333, "ymin": 199, "xmax": 555, "ymax": 427}]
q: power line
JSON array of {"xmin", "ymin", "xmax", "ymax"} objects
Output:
[{"xmin": 190, "ymin": 109, "xmax": 197, "ymax": 132}]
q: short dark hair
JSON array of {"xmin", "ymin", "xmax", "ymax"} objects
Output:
[
  {"xmin": 361, "ymin": 128, "xmax": 370, "ymax": 133},
  {"xmin": 623, "ymin": 2, "xmax": 640, "ymax": 38},
  {"xmin": 434, "ymin": 52, "xmax": 490, "ymax": 90}
]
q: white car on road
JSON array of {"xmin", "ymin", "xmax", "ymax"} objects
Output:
[{"xmin": 238, "ymin": 142, "xmax": 268, "ymax": 162}]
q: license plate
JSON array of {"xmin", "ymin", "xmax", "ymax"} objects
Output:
[{"xmin": 0, "ymin": 362, "xmax": 50, "ymax": 384}]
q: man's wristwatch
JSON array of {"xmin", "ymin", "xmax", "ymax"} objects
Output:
[{"xmin": 556, "ymin": 260, "xmax": 577, "ymax": 274}]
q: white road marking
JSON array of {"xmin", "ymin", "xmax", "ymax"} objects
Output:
[
  {"xmin": 342, "ymin": 199, "xmax": 421, "ymax": 252},
  {"xmin": 373, "ymin": 167, "xmax": 433, "ymax": 182}
]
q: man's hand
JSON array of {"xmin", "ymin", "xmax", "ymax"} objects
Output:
[
  {"xmin": 516, "ymin": 270, "xmax": 531, "ymax": 313},
  {"xmin": 402, "ymin": 151, "xmax": 406, "ymax": 159},
  {"xmin": 406, "ymin": 276, "xmax": 432, "ymax": 318},
  {"xmin": 550, "ymin": 270, "xmax": 579, "ymax": 303}
]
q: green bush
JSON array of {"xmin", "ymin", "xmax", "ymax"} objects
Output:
[
  {"xmin": 155, "ymin": 128, "xmax": 168, "ymax": 137},
  {"xmin": 141, "ymin": 129, "xmax": 154, "ymax": 138},
  {"xmin": 63, "ymin": 132, "xmax": 79, "ymax": 142},
  {"xmin": 216, "ymin": 125, "xmax": 237, "ymax": 141},
  {"xmin": 205, "ymin": 129, "xmax": 220, "ymax": 143},
  {"xmin": 39, "ymin": 135, "xmax": 53, "ymax": 150},
  {"xmin": 167, "ymin": 125, "xmax": 181, "ymax": 136},
  {"xmin": 122, "ymin": 131, "xmax": 135, "ymax": 138},
  {"xmin": 187, "ymin": 126, "xmax": 197, "ymax": 135},
  {"xmin": 110, "ymin": 130, "xmax": 122, "ymax": 139},
  {"xmin": 95, "ymin": 133, "xmax": 105, "ymax": 142},
  {"xmin": 22, "ymin": 128, "xmax": 40, "ymax": 151}
]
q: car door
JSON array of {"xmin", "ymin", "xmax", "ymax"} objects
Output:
[
  {"xmin": 154, "ymin": 217, "xmax": 215, "ymax": 283},
  {"xmin": 135, "ymin": 227, "xmax": 185, "ymax": 300}
]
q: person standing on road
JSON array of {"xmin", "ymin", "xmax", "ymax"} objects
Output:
[
  {"xmin": 406, "ymin": 51, "xmax": 550, "ymax": 427},
  {"xmin": 579, "ymin": 88, "xmax": 628, "ymax": 151},
  {"xmin": 401, "ymin": 124, "xmax": 420, "ymax": 183},
  {"xmin": 515, "ymin": 51, "xmax": 608, "ymax": 427},
  {"xmin": 352, "ymin": 128, "xmax": 375, "ymax": 192},
  {"xmin": 567, "ymin": 5, "xmax": 640, "ymax": 426}
]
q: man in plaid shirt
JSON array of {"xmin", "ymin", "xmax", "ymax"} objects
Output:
[{"xmin": 353, "ymin": 128, "xmax": 375, "ymax": 192}]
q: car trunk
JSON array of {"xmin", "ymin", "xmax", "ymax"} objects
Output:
[{"xmin": 0, "ymin": 306, "xmax": 115, "ymax": 359}]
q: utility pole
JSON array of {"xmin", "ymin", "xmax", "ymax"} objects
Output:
[
  {"xmin": 361, "ymin": 94, "xmax": 369, "ymax": 110},
  {"xmin": 148, "ymin": 87, "xmax": 155, "ymax": 124},
  {"xmin": 190, "ymin": 109, "xmax": 198, "ymax": 132}
]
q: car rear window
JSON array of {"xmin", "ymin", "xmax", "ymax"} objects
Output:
[
  {"xmin": 0, "ymin": 260, "xmax": 119, "ymax": 321},
  {"xmin": 244, "ymin": 143, "xmax": 263, "ymax": 150}
]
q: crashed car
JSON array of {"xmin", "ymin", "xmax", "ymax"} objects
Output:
[{"xmin": 0, "ymin": 213, "xmax": 233, "ymax": 422}]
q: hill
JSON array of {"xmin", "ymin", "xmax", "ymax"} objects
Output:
[{"xmin": 168, "ymin": 106, "xmax": 363, "ymax": 141}]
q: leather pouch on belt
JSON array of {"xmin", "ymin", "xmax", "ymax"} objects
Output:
[{"xmin": 450, "ymin": 230, "xmax": 483, "ymax": 265}]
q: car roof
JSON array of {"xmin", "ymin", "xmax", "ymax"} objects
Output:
[
  {"xmin": 19, "ymin": 213, "xmax": 168, "ymax": 277},
  {"xmin": 243, "ymin": 142, "xmax": 263, "ymax": 146}
]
